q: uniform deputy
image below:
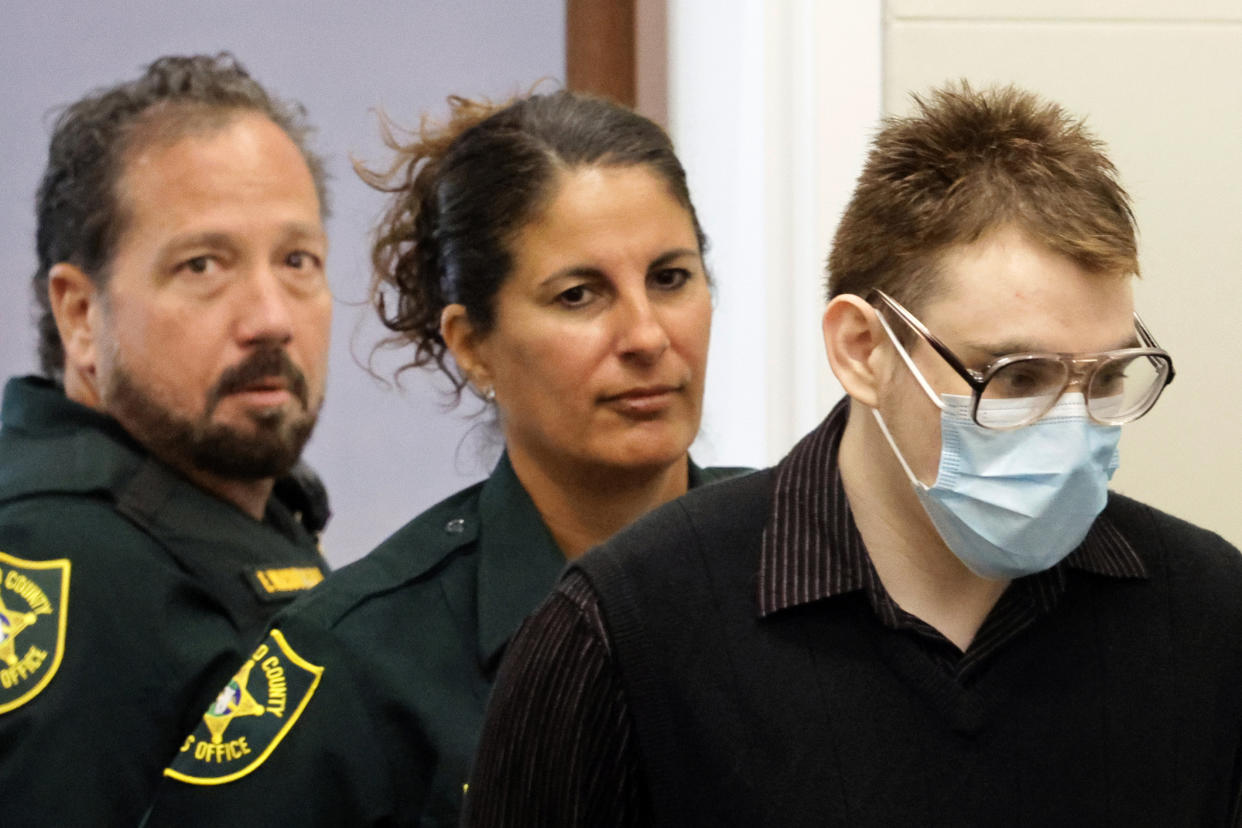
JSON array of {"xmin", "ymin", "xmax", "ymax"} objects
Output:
[
  {"xmin": 0, "ymin": 54, "xmax": 333, "ymax": 826},
  {"xmin": 146, "ymin": 90, "xmax": 742, "ymax": 826}
]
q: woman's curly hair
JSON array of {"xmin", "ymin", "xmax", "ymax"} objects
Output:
[{"xmin": 359, "ymin": 90, "xmax": 706, "ymax": 401}]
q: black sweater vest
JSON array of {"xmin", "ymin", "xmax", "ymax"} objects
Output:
[{"xmin": 574, "ymin": 470, "xmax": 1242, "ymax": 827}]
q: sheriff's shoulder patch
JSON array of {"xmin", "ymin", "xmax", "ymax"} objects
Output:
[
  {"xmin": 164, "ymin": 629, "xmax": 322, "ymax": 785},
  {"xmin": 0, "ymin": 550, "xmax": 70, "ymax": 715}
]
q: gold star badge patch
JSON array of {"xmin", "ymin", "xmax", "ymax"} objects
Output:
[
  {"xmin": 164, "ymin": 629, "xmax": 322, "ymax": 785},
  {"xmin": 0, "ymin": 550, "xmax": 70, "ymax": 715}
]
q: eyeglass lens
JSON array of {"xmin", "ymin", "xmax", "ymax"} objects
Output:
[
  {"xmin": 1085, "ymin": 353, "xmax": 1170, "ymax": 423},
  {"xmin": 975, "ymin": 353, "xmax": 1170, "ymax": 428}
]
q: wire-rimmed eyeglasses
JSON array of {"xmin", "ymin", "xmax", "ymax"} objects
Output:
[{"xmin": 868, "ymin": 289, "xmax": 1176, "ymax": 430}]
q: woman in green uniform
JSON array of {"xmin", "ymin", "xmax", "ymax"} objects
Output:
[{"xmin": 146, "ymin": 90, "xmax": 741, "ymax": 826}]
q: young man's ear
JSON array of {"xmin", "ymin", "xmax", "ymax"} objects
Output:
[
  {"xmin": 48, "ymin": 263, "xmax": 103, "ymax": 391},
  {"xmin": 440, "ymin": 304, "xmax": 493, "ymax": 396},
  {"xmin": 822, "ymin": 294, "xmax": 888, "ymax": 409}
]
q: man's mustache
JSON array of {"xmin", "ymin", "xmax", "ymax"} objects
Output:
[{"xmin": 206, "ymin": 348, "xmax": 309, "ymax": 414}]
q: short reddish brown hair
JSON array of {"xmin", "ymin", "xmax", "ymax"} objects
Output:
[{"xmin": 827, "ymin": 82, "xmax": 1137, "ymax": 309}]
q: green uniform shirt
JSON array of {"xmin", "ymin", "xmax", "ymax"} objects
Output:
[
  {"xmin": 146, "ymin": 453, "xmax": 745, "ymax": 827},
  {"xmin": 0, "ymin": 376, "xmax": 328, "ymax": 827}
]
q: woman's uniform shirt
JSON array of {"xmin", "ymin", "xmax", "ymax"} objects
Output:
[{"xmin": 144, "ymin": 453, "xmax": 743, "ymax": 827}]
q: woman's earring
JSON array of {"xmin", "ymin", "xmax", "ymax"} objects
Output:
[{"xmin": 483, "ymin": 386, "xmax": 496, "ymax": 402}]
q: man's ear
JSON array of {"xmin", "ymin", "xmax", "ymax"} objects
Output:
[
  {"xmin": 48, "ymin": 263, "xmax": 102, "ymax": 379},
  {"xmin": 440, "ymin": 303, "xmax": 492, "ymax": 394},
  {"xmin": 822, "ymin": 294, "xmax": 887, "ymax": 409}
]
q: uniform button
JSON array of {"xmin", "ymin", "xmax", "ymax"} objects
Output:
[{"xmin": 445, "ymin": 517, "xmax": 466, "ymax": 535}]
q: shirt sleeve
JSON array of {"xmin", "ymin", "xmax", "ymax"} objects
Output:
[
  {"xmin": 140, "ymin": 618, "xmax": 400, "ymax": 827},
  {"xmin": 462, "ymin": 570, "xmax": 649, "ymax": 827}
]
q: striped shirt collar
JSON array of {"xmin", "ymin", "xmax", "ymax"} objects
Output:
[{"xmin": 758, "ymin": 397, "xmax": 1147, "ymax": 618}]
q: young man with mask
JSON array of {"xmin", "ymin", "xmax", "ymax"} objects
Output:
[
  {"xmin": 0, "ymin": 54, "xmax": 333, "ymax": 826},
  {"xmin": 463, "ymin": 83, "xmax": 1242, "ymax": 826}
]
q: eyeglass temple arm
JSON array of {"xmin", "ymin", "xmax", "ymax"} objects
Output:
[
  {"xmin": 1133, "ymin": 312, "xmax": 1177, "ymax": 385},
  {"xmin": 872, "ymin": 309, "xmax": 946, "ymax": 410}
]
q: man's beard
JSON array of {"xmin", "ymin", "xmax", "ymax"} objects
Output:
[{"xmin": 105, "ymin": 347, "xmax": 320, "ymax": 481}]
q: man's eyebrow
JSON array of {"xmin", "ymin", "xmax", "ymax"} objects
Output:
[
  {"xmin": 962, "ymin": 334, "xmax": 1142, "ymax": 359},
  {"xmin": 161, "ymin": 231, "xmax": 236, "ymax": 253},
  {"xmin": 279, "ymin": 222, "xmax": 328, "ymax": 245},
  {"xmin": 159, "ymin": 223, "xmax": 328, "ymax": 255}
]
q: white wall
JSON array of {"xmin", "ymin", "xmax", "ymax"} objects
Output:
[
  {"xmin": 668, "ymin": 0, "xmax": 882, "ymax": 469},
  {"xmin": 0, "ymin": 0, "xmax": 564, "ymax": 566}
]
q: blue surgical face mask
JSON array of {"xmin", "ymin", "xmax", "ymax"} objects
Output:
[{"xmin": 873, "ymin": 394, "xmax": 1121, "ymax": 580}]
